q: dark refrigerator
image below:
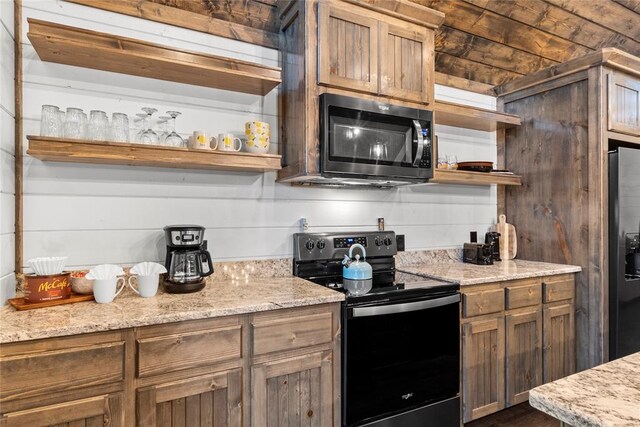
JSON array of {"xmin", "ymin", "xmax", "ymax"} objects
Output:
[{"xmin": 609, "ymin": 147, "xmax": 640, "ymax": 360}]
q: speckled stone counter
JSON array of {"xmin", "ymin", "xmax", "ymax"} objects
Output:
[
  {"xmin": 529, "ymin": 352, "xmax": 640, "ymax": 427},
  {"xmin": 398, "ymin": 259, "xmax": 581, "ymax": 286},
  {"xmin": 0, "ymin": 276, "xmax": 343, "ymax": 344}
]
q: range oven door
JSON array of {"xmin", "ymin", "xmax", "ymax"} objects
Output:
[
  {"xmin": 320, "ymin": 93, "xmax": 433, "ymax": 182},
  {"xmin": 343, "ymin": 292, "xmax": 460, "ymax": 427}
]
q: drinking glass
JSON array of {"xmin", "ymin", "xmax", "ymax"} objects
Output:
[
  {"xmin": 80, "ymin": 112, "xmax": 89, "ymax": 139},
  {"xmin": 63, "ymin": 107, "xmax": 85, "ymax": 139},
  {"xmin": 40, "ymin": 105, "xmax": 62, "ymax": 137},
  {"xmin": 133, "ymin": 113, "xmax": 147, "ymax": 143},
  {"xmin": 157, "ymin": 116, "xmax": 171, "ymax": 144},
  {"xmin": 88, "ymin": 110, "xmax": 109, "ymax": 141},
  {"xmin": 164, "ymin": 111, "xmax": 185, "ymax": 148},
  {"xmin": 109, "ymin": 113, "xmax": 129, "ymax": 143},
  {"xmin": 448, "ymin": 155, "xmax": 458, "ymax": 170},
  {"xmin": 140, "ymin": 107, "xmax": 159, "ymax": 145}
]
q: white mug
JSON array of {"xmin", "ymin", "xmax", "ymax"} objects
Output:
[
  {"xmin": 93, "ymin": 277, "xmax": 125, "ymax": 303},
  {"xmin": 191, "ymin": 131, "xmax": 218, "ymax": 150},
  {"xmin": 128, "ymin": 274, "xmax": 159, "ymax": 298},
  {"xmin": 217, "ymin": 133, "xmax": 242, "ymax": 152}
]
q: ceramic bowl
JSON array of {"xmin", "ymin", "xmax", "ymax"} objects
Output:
[{"xmin": 71, "ymin": 271, "xmax": 94, "ymax": 294}]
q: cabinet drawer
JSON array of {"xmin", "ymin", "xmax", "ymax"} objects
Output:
[
  {"xmin": 462, "ymin": 289, "xmax": 505, "ymax": 318},
  {"xmin": 505, "ymin": 280, "xmax": 542, "ymax": 309},
  {"xmin": 0, "ymin": 341, "xmax": 125, "ymax": 402},
  {"xmin": 252, "ymin": 312, "xmax": 333, "ymax": 356},
  {"xmin": 543, "ymin": 276, "xmax": 575, "ymax": 303},
  {"xmin": 137, "ymin": 325, "xmax": 242, "ymax": 378}
]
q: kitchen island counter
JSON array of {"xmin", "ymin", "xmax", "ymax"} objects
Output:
[
  {"xmin": 399, "ymin": 259, "xmax": 581, "ymax": 286},
  {"xmin": 529, "ymin": 352, "xmax": 640, "ymax": 427},
  {"xmin": 0, "ymin": 275, "xmax": 343, "ymax": 344}
]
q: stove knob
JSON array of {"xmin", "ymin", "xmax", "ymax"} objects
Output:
[
  {"xmin": 317, "ymin": 240, "xmax": 326, "ymax": 250},
  {"xmin": 383, "ymin": 237, "xmax": 393, "ymax": 246},
  {"xmin": 375, "ymin": 237, "xmax": 382, "ymax": 246},
  {"xmin": 305, "ymin": 240, "xmax": 315, "ymax": 251}
]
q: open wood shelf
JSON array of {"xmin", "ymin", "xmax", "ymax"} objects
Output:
[
  {"xmin": 27, "ymin": 18, "xmax": 281, "ymax": 96},
  {"xmin": 431, "ymin": 169, "xmax": 522, "ymax": 186},
  {"xmin": 434, "ymin": 100, "xmax": 521, "ymax": 131},
  {"xmin": 27, "ymin": 136, "xmax": 282, "ymax": 172}
]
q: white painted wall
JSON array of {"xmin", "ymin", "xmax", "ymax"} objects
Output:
[
  {"xmin": 1, "ymin": 0, "xmax": 16, "ymax": 304},
  {"xmin": 19, "ymin": 1, "xmax": 498, "ymax": 273}
]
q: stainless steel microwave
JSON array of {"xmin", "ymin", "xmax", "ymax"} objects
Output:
[{"xmin": 320, "ymin": 94, "xmax": 433, "ymax": 185}]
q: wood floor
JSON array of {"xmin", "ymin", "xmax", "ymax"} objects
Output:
[{"xmin": 465, "ymin": 403, "xmax": 560, "ymax": 427}]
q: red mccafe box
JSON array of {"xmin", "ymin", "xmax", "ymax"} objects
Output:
[{"xmin": 24, "ymin": 272, "xmax": 71, "ymax": 303}]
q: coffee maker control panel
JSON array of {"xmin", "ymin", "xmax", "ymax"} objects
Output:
[{"xmin": 169, "ymin": 229, "xmax": 204, "ymax": 247}]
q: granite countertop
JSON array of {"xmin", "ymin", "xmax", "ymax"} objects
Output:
[
  {"xmin": 398, "ymin": 259, "xmax": 582, "ymax": 286},
  {"xmin": 529, "ymin": 352, "xmax": 640, "ymax": 427},
  {"xmin": 0, "ymin": 275, "xmax": 343, "ymax": 344}
]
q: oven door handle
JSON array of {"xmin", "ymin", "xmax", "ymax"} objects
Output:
[
  {"xmin": 412, "ymin": 119, "xmax": 424, "ymax": 167},
  {"xmin": 352, "ymin": 293, "xmax": 460, "ymax": 317}
]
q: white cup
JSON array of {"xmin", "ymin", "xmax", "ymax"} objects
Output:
[
  {"xmin": 93, "ymin": 277, "xmax": 125, "ymax": 303},
  {"xmin": 191, "ymin": 131, "xmax": 218, "ymax": 150},
  {"xmin": 128, "ymin": 274, "xmax": 159, "ymax": 298},
  {"xmin": 217, "ymin": 133, "xmax": 242, "ymax": 152}
]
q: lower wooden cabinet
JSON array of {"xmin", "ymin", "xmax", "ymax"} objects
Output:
[
  {"xmin": 461, "ymin": 275, "xmax": 575, "ymax": 423},
  {"xmin": 0, "ymin": 392, "xmax": 124, "ymax": 427},
  {"xmin": 137, "ymin": 369, "xmax": 242, "ymax": 427},
  {"xmin": 252, "ymin": 350, "xmax": 333, "ymax": 427},
  {"xmin": 505, "ymin": 308, "xmax": 542, "ymax": 406},
  {"xmin": 543, "ymin": 303, "xmax": 575, "ymax": 383},
  {"xmin": 462, "ymin": 317, "xmax": 505, "ymax": 423}
]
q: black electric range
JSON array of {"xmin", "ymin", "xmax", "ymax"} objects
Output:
[{"xmin": 293, "ymin": 231, "xmax": 460, "ymax": 427}]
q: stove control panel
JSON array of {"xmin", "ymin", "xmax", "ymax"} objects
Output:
[{"xmin": 294, "ymin": 231, "xmax": 397, "ymax": 262}]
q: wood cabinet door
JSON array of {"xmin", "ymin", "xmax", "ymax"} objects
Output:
[
  {"xmin": 136, "ymin": 369, "xmax": 242, "ymax": 427},
  {"xmin": 543, "ymin": 303, "xmax": 575, "ymax": 383},
  {"xmin": 462, "ymin": 317, "xmax": 505, "ymax": 423},
  {"xmin": 0, "ymin": 393, "xmax": 124, "ymax": 427},
  {"xmin": 505, "ymin": 309, "xmax": 542, "ymax": 406},
  {"xmin": 379, "ymin": 22, "xmax": 434, "ymax": 104},
  {"xmin": 252, "ymin": 350, "xmax": 333, "ymax": 427},
  {"xmin": 608, "ymin": 71, "xmax": 640, "ymax": 135},
  {"xmin": 317, "ymin": 2, "xmax": 379, "ymax": 94}
]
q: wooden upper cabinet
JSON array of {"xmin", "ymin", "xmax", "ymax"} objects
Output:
[
  {"xmin": 380, "ymin": 22, "xmax": 434, "ymax": 104},
  {"xmin": 317, "ymin": 2, "xmax": 379, "ymax": 94},
  {"xmin": 608, "ymin": 71, "xmax": 640, "ymax": 136}
]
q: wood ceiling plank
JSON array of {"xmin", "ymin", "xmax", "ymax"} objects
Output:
[
  {"xmin": 435, "ymin": 52, "xmax": 523, "ymax": 86},
  {"xmin": 412, "ymin": 0, "xmax": 591, "ymax": 62},
  {"xmin": 612, "ymin": 0, "xmax": 640, "ymax": 13},
  {"xmin": 64, "ymin": 0, "xmax": 279, "ymax": 49},
  {"xmin": 436, "ymin": 26, "xmax": 558, "ymax": 75},
  {"xmin": 465, "ymin": 0, "xmax": 640, "ymax": 57},
  {"xmin": 146, "ymin": 0, "xmax": 279, "ymax": 33},
  {"xmin": 435, "ymin": 72, "xmax": 495, "ymax": 94},
  {"xmin": 543, "ymin": 0, "xmax": 640, "ymax": 44}
]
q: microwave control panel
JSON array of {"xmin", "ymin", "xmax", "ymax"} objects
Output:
[{"xmin": 418, "ymin": 126, "xmax": 431, "ymax": 169}]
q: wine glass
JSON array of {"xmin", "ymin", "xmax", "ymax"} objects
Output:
[
  {"xmin": 140, "ymin": 107, "xmax": 159, "ymax": 145},
  {"xmin": 164, "ymin": 111, "xmax": 185, "ymax": 148},
  {"xmin": 157, "ymin": 116, "xmax": 171, "ymax": 145},
  {"xmin": 133, "ymin": 113, "xmax": 147, "ymax": 143}
]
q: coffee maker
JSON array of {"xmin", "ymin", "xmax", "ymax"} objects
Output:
[{"xmin": 163, "ymin": 225, "xmax": 214, "ymax": 293}]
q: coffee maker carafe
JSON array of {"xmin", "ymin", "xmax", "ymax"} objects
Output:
[{"xmin": 163, "ymin": 225, "xmax": 214, "ymax": 293}]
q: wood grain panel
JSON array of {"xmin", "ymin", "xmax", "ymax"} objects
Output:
[
  {"xmin": 462, "ymin": 289, "xmax": 505, "ymax": 318},
  {"xmin": 505, "ymin": 309, "xmax": 542, "ymax": 406},
  {"xmin": 608, "ymin": 71, "xmax": 640, "ymax": 135},
  {"xmin": 542, "ymin": 276, "xmax": 575, "ymax": 303},
  {"xmin": 504, "ymin": 79, "xmax": 592, "ymax": 369},
  {"xmin": 0, "ymin": 342, "xmax": 124, "ymax": 402},
  {"xmin": 252, "ymin": 312, "xmax": 333, "ymax": 356},
  {"xmin": 462, "ymin": 318, "xmax": 505, "ymax": 423},
  {"xmin": 543, "ymin": 303, "xmax": 575, "ymax": 383},
  {"xmin": 435, "ymin": 52, "xmax": 522, "ymax": 86},
  {"xmin": 137, "ymin": 326, "xmax": 241, "ymax": 378},
  {"xmin": 505, "ymin": 280, "xmax": 542, "ymax": 310}
]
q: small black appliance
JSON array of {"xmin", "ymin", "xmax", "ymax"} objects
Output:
[
  {"xmin": 463, "ymin": 231, "xmax": 493, "ymax": 265},
  {"xmin": 293, "ymin": 231, "xmax": 460, "ymax": 427},
  {"xmin": 163, "ymin": 225, "xmax": 214, "ymax": 293},
  {"xmin": 484, "ymin": 231, "xmax": 501, "ymax": 261}
]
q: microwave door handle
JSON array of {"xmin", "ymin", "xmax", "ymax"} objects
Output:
[
  {"xmin": 412, "ymin": 119, "xmax": 424, "ymax": 167},
  {"xmin": 352, "ymin": 294, "xmax": 460, "ymax": 317}
]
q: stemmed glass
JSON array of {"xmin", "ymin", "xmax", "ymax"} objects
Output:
[
  {"xmin": 157, "ymin": 116, "xmax": 171, "ymax": 145},
  {"xmin": 164, "ymin": 111, "xmax": 185, "ymax": 148},
  {"xmin": 133, "ymin": 113, "xmax": 147, "ymax": 143},
  {"xmin": 140, "ymin": 107, "xmax": 159, "ymax": 145}
]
